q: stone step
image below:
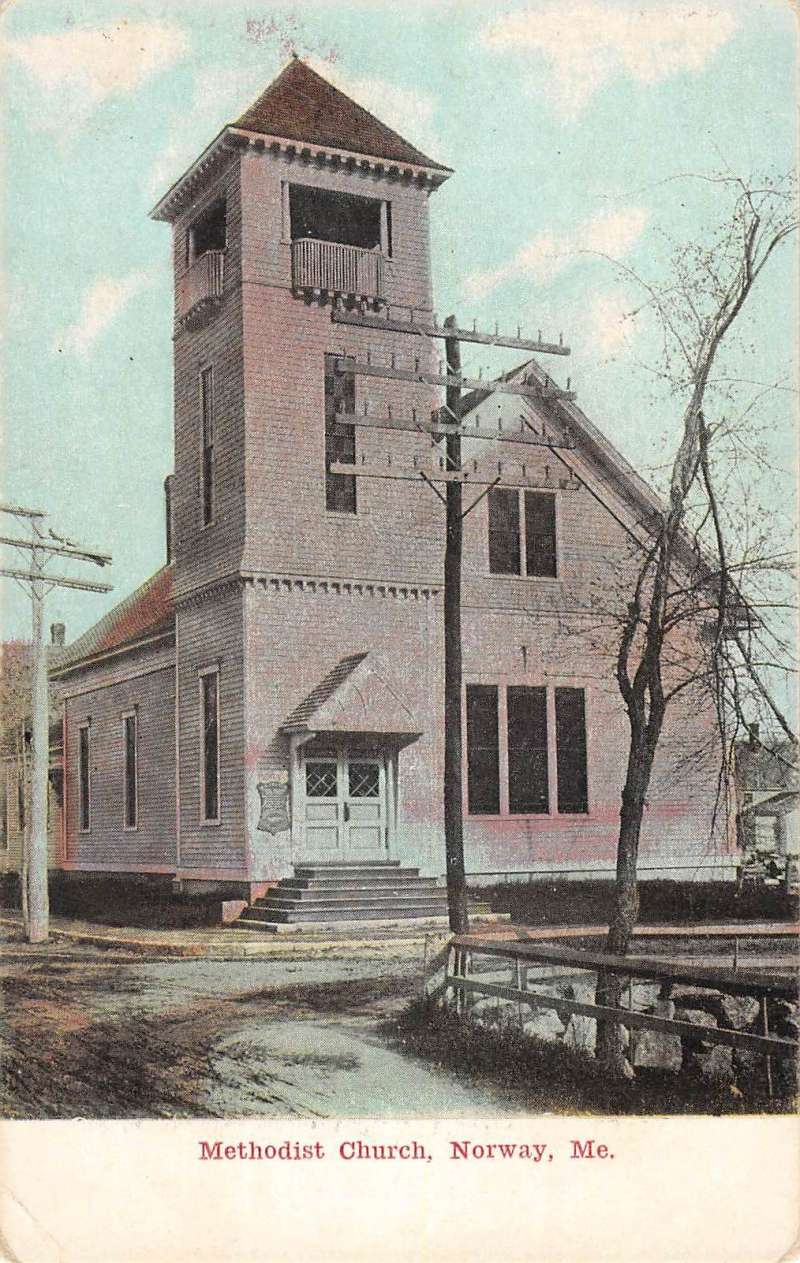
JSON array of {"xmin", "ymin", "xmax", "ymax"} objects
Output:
[
  {"xmin": 251, "ymin": 893, "xmax": 450, "ymax": 915},
  {"xmin": 239, "ymin": 901, "xmax": 453, "ymax": 925},
  {"xmin": 271, "ymin": 878, "xmax": 439, "ymax": 899},
  {"xmin": 292, "ymin": 862, "xmax": 412, "ymax": 879},
  {"xmin": 283, "ymin": 873, "xmax": 430, "ymax": 891}
]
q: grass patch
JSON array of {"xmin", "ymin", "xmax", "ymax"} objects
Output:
[
  {"xmin": 476, "ymin": 878, "xmax": 798, "ymax": 928},
  {"xmin": 387, "ymin": 997, "xmax": 794, "ymax": 1116}
]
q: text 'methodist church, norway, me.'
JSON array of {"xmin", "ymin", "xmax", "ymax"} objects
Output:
[{"xmin": 46, "ymin": 58, "xmax": 734, "ymax": 923}]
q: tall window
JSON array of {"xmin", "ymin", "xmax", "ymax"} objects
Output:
[
  {"xmin": 200, "ymin": 669, "xmax": 220, "ymax": 823},
  {"xmin": 487, "ymin": 489, "xmax": 557, "ymax": 578},
  {"xmin": 78, "ymin": 723, "xmax": 91, "ymax": 832},
  {"xmin": 507, "ymin": 686, "xmax": 549, "ymax": 813},
  {"xmin": 555, "ymin": 687, "xmax": 589, "ymax": 814},
  {"xmin": 466, "ymin": 685, "xmax": 500, "ymax": 814},
  {"xmin": 465, "ymin": 684, "xmax": 588, "ymax": 816},
  {"xmin": 324, "ymin": 353, "xmax": 356, "ymax": 513},
  {"xmin": 122, "ymin": 711, "xmax": 138, "ymax": 830},
  {"xmin": 201, "ymin": 367, "xmax": 214, "ymax": 526}
]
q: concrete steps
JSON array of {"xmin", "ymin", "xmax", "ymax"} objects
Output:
[{"xmin": 234, "ymin": 861, "xmax": 491, "ymax": 932}]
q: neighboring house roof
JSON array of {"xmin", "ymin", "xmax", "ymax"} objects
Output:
[
  {"xmin": 735, "ymin": 738, "xmax": 800, "ymax": 793},
  {"xmin": 233, "ymin": 58, "xmax": 451, "ymax": 173},
  {"xmin": 51, "ymin": 565, "xmax": 174, "ymax": 677}
]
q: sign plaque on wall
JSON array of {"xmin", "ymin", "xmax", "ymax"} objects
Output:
[{"xmin": 257, "ymin": 781, "xmax": 291, "ymax": 834}]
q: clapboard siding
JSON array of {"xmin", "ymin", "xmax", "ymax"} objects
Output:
[
  {"xmin": 63, "ymin": 665, "xmax": 176, "ymax": 868},
  {"xmin": 176, "ymin": 584, "xmax": 246, "ymax": 869}
]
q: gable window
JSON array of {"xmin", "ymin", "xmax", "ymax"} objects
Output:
[
  {"xmin": 290, "ymin": 184, "xmax": 387, "ymax": 253},
  {"xmin": 200, "ymin": 366, "xmax": 214, "ymax": 526},
  {"xmin": 465, "ymin": 684, "xmax": 588, "ymax": 816},
  {"xmin": 122, "ymin": 711, "xmax": 138, "ymax": 830},
  {"xmin": 324, "ymin": 353, "xmax": 356, "ymax": 513},
  {"xmin": 187, "ymin": 199, "xmax": 226, "ymax": 265},
  {"xmin": 488, "ymin": 489, "xmax": 520, "ymax": 575},
  {"xmin": 78, "ymin": 723, "xmax": 91, "ymax": 832},
  {"xmin": 487, "ymin": 489, "xmax": 557, "ymax": 578},
  {"xmin": 199, "ymin": 668, "xmax": 220, "ymax": 824}
]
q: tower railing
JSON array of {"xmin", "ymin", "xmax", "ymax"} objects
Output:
[
  {"xmin": 177, "ymin": 250, "xmax": 225, "ymax": 325},
  {"xmin": 291, "ymin": 238, "xmax": 385, "ymax": 301}
]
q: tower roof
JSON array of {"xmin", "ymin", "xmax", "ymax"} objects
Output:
[{"xmin": 234, "ymin": 58, "xmax": 451, "ymax": 173}]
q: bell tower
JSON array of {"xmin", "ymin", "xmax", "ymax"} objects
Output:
[
  {"xmin": 149, "ymin": 59, "xmax": 452, "ymax": 882},
  {"xmin": 151, "ymin": 57, "xmax": 452, "ymax": 592}
]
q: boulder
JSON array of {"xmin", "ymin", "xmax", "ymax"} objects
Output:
[
  {"xmin": 694, "ymin": 1044, "xmax": 735, "ymax": 1083},
  {"xmin": 523, "ymin": 1007, "xmax": 566, "ymax": 1043},
  {"xmin": 631, "ymin": 1000, "xmax": 682, "ymax": 1072},
  {"xmin": 719, "ymin": 995, "xmax": 760, "ymax": 1031}
]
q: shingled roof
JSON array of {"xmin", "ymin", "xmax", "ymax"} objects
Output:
[
  {"xmin": 51, "ymin": 565, "xmax": 175, "ymax": 676},
  {"xmin": 234, "ymin": 58, "xmax": 451, "ymax": 172},
  {"xmin": 282, "ymin": 652, "xmax": 369, "ymax": 731}
]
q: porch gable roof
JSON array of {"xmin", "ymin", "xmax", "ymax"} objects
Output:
[{"xmin": 281, "ymin": 651, "xmax": 420, "ymax": 739}]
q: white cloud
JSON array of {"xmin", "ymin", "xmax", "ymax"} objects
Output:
[
  {"xmin": 6, "ymin": 22, "xmax": 188, "ymax": 133},
  {"xmin": 481, "ymin": 4, "xmax": 738, "ymax": 118},
  {"xmin": 580, "ymin": 287, "xmax": 636, "ymax": 357},
  {"xmin": 464, "ymin": 205, "xmax": 648, "ymax": 299},
  {"xmin": 147, "ymin": 62, "xmax": 279, "ymax": 198},
  {"xmin": 57, "ymin": 270, "xmax": 152, "ymax": 358}
]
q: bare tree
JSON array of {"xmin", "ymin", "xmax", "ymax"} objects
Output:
[{"xmin": 588, "ymin": 172, "xmax": 798, "ymax": 1069}]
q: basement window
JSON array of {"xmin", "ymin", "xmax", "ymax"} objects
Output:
[
  {"xmin": 187, "ymin": 199, "xmax": 227, "ymax": 264},
  {"xmin": 289, "ymin": 183, "xmax": 388, "ymax": 253}
]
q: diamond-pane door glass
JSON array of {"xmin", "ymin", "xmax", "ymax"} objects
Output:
[
  {"xmin": 348, "ymin": 762, "xmax": 380, "ymax": 798},
  {"xmin": 305, "ymin": 761, "xmax": 338, "ymax": 797}
]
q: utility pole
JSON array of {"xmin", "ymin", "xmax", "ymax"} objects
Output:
[
  {"xmin": 330, "ymin": 305, "xmax": 573, "ymax": 934},
  {"xmin": 0, "ymin": 501, "xmax": 112, "ymax": 943},
  {"xmin": 442, "ymin": 317, "xmax": 467, "ymax": 931}
]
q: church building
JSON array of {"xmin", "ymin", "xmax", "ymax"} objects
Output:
[{"xmin": 47, "ymin": 59, "xmax": 736, "ymax": 925}]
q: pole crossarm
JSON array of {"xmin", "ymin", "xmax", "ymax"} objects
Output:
[
  {"xmin": 0, "ymin": 534, "xmax": 112, "ymax": 566},
  {"xmin": 329, "ymin": 462, "xmax": 581, "ymax": 490},
  {"xmin": 0, "ymin": 567, "xmax": 113, "ymax": 594},
  {"xmin": 0, "ymin": 501, "xmax": 46, "ymax": 519},
  {"xmin": 331, "ymin": 307, "xmax": 571, "ymax": 356},
  {"xmin": 335, "ymin": 410, "xmax": 575, "ymax": 449},
  {"xmin": 334, "ymin": 358, "xmax": 576, "ymax": 402}
]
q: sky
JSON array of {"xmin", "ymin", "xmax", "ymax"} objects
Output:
[{"xmin": 1, "ymin": 0, "xmax": 797, "ymax": 649}]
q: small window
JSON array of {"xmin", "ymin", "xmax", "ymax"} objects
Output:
[
  {"xmin": 488, "ymin": 489, "xmax": 557, "ymax": 578},
  {"xmin": 466, "ymin": 685, "xmax": 500, "ymax": 814},
  {"xmin": 187, "ymin": 199, "xmax": 226, "ymax": 264},
  {"xmin": 324, "ymin": 354, "xmax": 356, "ymax": 513},
  {"xmin": 290, "ymin": 184, "xmax": 382, "ymax": 251},
  {"xmin": 507, "ymin": 685, "xmax": 549, "ymax": 814},
  {"xmin": 201, "ymin": 367, "xmax": 214, "ymax": 526},
  {"xmin": 555, "ymin": 688, "xmax": 588, "ymax": 814},
  {"xmin": 78, "ymin": 723, "xmax": 91, "ymax": 832},
  {"xmin": 122, "ymin": 711, "xmax": 138, "ymax": 830},
  {"xmin": 200, "ymin": 670, "xmax": 220, "ymax": 823}
]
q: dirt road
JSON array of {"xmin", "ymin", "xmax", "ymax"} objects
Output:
[{"xmin": 0, "ymin": 935, "xmax": 532, "ymax": 1119}]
